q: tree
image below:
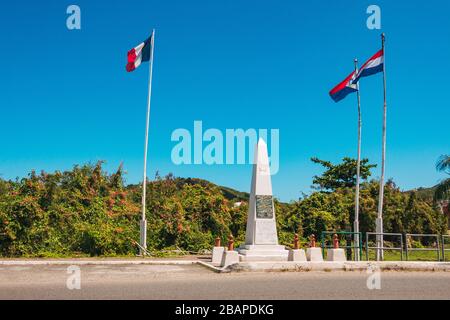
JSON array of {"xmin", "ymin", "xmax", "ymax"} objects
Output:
[
  {"xmin": 435, "ymin": 155, "xmax": 450, "ymax": 201},
  {"xmin": 311, "ymin": 157, "xmax": 377, "ymax": 191}
]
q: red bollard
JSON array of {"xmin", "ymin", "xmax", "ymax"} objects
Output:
[
  {"xmin": 294, "ymin": 233, "xmax": 299, "ymax": 250},
  {"xmin": 227, "ymin": 235, "xmax": 234, "ymax": 251},
  {"xmin": 310, "ymin": 234, "xmax": 316, "ymax": 248},
  {"xmin": 333, "ymin": 234, "xmax": 339, "ymax": 249}
]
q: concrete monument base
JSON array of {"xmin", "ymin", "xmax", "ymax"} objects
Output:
[
  {"xmin": 327, "ymin": 248, "xmax": 347, "ymax": 262},
  {"xmin": 211, "ymin": 247, "xmax": 225, "ymax": 265},
  {"xmin": 221, "ymin": 250, "xmax": 240, "ymax": 267},
  {"xmin": 239, "ymin": 245, "xmax": 289, "ymax": 262},
  {"xmin": 288, "ymin": 249, "xmax": 307, "ymax": 262},
  {"xmin": 306, "ymin": 247, "xmax": 324, "ymax": 262}
]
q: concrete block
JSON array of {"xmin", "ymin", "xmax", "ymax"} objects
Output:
[
  {"xmin": 306, "ymin": 247, "xmax": 323, "ymax": 262},
  {"xmin": 288, "ymin": 249, "xmax": 307, "ymax": 262},
  {"xmin": 221, "ymin": 250, "xmax": 240, "ymax": 267},
  {"xmin": 327, "ymin": 248, "xmax": 347, "ymax": 262},
  {"xmin": 211, "ymin": 247, "xmax": 225, "ymax": 265},
  {"xmin": 239, "ymin": 244, "xmax": 289, "ymax": 262}
]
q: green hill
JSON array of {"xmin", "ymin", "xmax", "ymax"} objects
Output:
[
  {"xmin": 175, "ymin": 178, "xmax": 249, "ymax": 202},
  {"xmin": 404, "ymin": 185, "xmax": 437, "ymax": 201},
  {"xmin": 128, "ymin": 176, "xmax": 250, "ymax": 202}
]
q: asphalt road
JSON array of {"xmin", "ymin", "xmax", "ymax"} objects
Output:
[{"xmin": 0, "ymin": 264, "xmax": 449, "ymax": 300}]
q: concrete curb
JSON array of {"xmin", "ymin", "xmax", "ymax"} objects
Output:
[
  {"xmin": 196, "ymin": 261, "xmax": 228, "ymax": 273},
  {"xmin": 225, "ymin": 261, "xmax": 450, "ymax": 273},
  {"xmin": 0, "ymin": 259, "xmax": 197, "ymax": 266},
  {"xmin": 1, "ymin": 259, "xmax": 450, "ymax": 273}
]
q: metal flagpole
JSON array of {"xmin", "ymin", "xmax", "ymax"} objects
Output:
[
  {"xmin": 376, "ymin": 33, "xmax": 387, "ymax": 261},
  {"xmin": 140, "ymin": 29, "xmax": 156, "ymax": 255},
  {"xmin": 354, "ymin": 58, "xmax": 362, "ymax": 261}
]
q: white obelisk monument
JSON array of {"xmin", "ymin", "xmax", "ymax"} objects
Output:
[{"xmin": 239, "ymin": 138, "xmax": 288, "ymax": 261}]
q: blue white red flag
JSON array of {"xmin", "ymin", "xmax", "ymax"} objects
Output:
[
  {"xmin": 126, "ymin": 35, "xmax": 152, "ymax": 72},
  {"xmin": 329, "ymin": 71, "xmax": 358, "ymax": 103},
  {"xmin": 354, "ymin": 49, "xmax": 384, "ymax": 83}
]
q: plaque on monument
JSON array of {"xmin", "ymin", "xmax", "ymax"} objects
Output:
[{"xmin": 255, "ymin": 195, "xmax": 274, "ymax": 219}]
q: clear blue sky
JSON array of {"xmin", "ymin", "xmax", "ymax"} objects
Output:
[{"xmin": 0, "ymin": 1, "xmax": 448, "ymax": 201}]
